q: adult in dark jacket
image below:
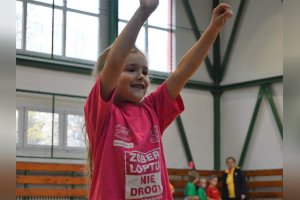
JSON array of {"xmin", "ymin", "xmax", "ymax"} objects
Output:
[{"xmin": 222, "ymin": 157, "xmax": 247, "ymax": 200}]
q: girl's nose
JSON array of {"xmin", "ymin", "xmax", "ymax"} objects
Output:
[{"xmin": 137, "ymin": 71, "xmax": 144, "ymax": 80}]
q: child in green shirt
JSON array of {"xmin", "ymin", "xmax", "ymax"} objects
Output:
[
  {"xmin": 196, "ymin": 177, "xmax": 208, "ymax": 200},
  {"xmin": 184, "ymin": 171, "xmax": 200, "ymax": 200}
]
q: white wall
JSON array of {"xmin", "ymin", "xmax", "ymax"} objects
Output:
[
  {"xmin": 221, "ymin": 0, "xmax": 283, "ymax": 84},
  {"xmin": 175, "ymin": 0, "xmax": 213, "ymax": 83},
  {"xmin": 219, "ymin": 0, "xmax": 283, "ymax": 170},
  {"xmin": 180, "ymin": 88, "xmax": 214, "ymax": 169},
  {"xmin": 16, "ymin": 66, "xmax": 94, "ymax": 96},
  {"xmin": 221, "ymin": 83, "xmax": 283, "ymax": 170}
]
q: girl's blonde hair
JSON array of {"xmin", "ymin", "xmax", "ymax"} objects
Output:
[
  {"xmin": 85, "ymin": 45, "xmax": 146, "ymax": 188},
  {"xmin": 92, "ymin": 45, "xmax": 146, "ymax": 79}
]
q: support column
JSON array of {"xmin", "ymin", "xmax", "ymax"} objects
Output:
[{"xmin": 212, "ymin": 89, "xmax": 222, "ymax": 170}]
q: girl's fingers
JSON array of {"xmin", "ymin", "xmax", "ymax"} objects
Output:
[
  {"xmin": 218, "ymin": 3, "xmax": 231, "ymax": 9},
  {"xmin": 218, "ymin": 9, "xmax": 233, "ymax": 20},
  {"xmin": 214, "ymin": 3, "xmax": 231, "ymax": 15}
]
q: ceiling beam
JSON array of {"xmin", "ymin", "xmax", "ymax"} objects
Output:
[
  {"xmin": 221, "ymin": 0, "xmax": 248, "ymax": 81},
  {"xmin": 182, "ymin": 0, "xmax": 214, "ymax": 80}
]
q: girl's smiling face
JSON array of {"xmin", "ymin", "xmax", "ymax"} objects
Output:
[{"xmin": 115, "ymin": 52, "xmax": 150, "ymax": 104}]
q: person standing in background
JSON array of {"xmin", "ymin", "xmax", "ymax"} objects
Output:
[{"xmin": 222, "ymin": 157, "xmax": 247, "ymax": 200}]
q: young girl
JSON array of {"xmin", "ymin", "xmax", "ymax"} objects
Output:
[{"xmin": 84, "ymin": 0, "xmax": 233, "ymax": 199}]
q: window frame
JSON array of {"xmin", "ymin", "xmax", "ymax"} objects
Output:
[
  {"xmin": 16, "ymin": 0, "xmax": 175, "ymax": 77},
  {"xmin": 16, "ymin": 92, "xmax": 87, "ymax": 158},
  {"xmin": 63, "ymin": 110, "xmax": 86, "ymax": 151},
  {"xmin": 16, "ymin": 0, "xmax": 101, "ymax": 67},
  {"xmin": 16, "ymin": 106, "xmax": 25, "ymax": 148},
  {"xmin": 118, "ymin": 0, "xmax": 175, "ymax": 74},
  {"xmin": 23, "ymin": 106, "xmax": 63, "ymax": 149}
]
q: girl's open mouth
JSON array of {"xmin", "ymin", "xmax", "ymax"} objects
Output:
[{"xmin": 131, "ymin": 84, "xmax": 145, "ymax": 89}]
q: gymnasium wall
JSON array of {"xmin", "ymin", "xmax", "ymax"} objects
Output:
[
  {"xmin": 221, "ymin": 0, "xmax": 283, "ymax": 84},
  {"xmin": 175, "ymin": 0, "xmax": 213, "ymax": 83},
  {"xmin": 15, "ymin": 69, "xmax": 214, "ymax": 169},
  {"xmin": 16, "ymin": 0, "xmax": 283, "ymax": 170},
  {"xmin": 16, "ymin": 0, "xmax": 216, "ymax": 169},
  {"xmin": 221, "ymin": 83, "xmax": 283, "ymax": 170},
  {"xmin": 220, "ymin": 0, "xmax": 283, "ymax": 169}
]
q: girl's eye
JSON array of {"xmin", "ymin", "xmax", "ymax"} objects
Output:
[
  {"xmin": 125, "ymin": 67, "xmax": 135, "ymax": 72},
  {"xmin": 143, "ymin": 70, "xmax": 148, "ymax": 75}
]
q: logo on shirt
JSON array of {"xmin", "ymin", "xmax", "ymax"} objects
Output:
[
  {"xmin": 115, "ymin": 124, "xmax": 132, "ymax": 141},
  {"xmin": 113, "ymin": 140, "xmax": 134, "ymax": 149},
  {"xmin": 125, "ymin": 148, "xmax": 163, "ymax": 199},
  {"xmin": 149, "ymin": 126, "xmax": 160, "ymax": 143}
]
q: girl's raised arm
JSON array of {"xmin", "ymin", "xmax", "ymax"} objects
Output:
[
  {"xmin": 166, "ymin": 3, "xmax": 233, "ymax": 99},
  {"xmin": 100, "ymin": 0, "xmax": 159, "ymax": 100}
]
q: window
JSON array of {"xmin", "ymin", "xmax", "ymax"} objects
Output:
[
  {"xmin": 26, "ymin": 110, "xmax": 59, "ymax": 146},
  {"xmin": 26, "ymin": 4, "xmax": 62, "ymax": 55},
  {"xmin": 16, "ymin": 1, "xmax": 23, "ymax": 49},
  {"xmin": 16, "ymin": 91, "xmax": 87, "ymax": 159},
  {"xmin": 67, "ymin": 114, "xmax": 85, "ymax": 148},
  {"xmin": 118, "ymin": 0, "xmax": 174, "ymax": 73},
  {"xmin": 16, "ymin": 0, "xmax": 100, "ymax": 62}
]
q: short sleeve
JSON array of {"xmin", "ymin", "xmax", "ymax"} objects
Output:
[
  {"xmin": 84, "ymin": 79, "xmax": 111, "ymax": 150},
  {"xmin": 198, "ymin": 189, "xmax": 205, "ymax": 200},
  {"xmin": 185, "ymin": 183, "xmax": 195, "ymax": 196},
  {"xmin": 144, "ymin": 81, "xmax": 184, "ymax": 133}
]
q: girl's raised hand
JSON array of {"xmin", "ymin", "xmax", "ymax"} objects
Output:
[
  {"xmin": 139, "ymin": 0, "xmax": 159, "ymax": 14},
  {"xmin": 210, "ymin": 3, "xmax": 233, "ymax": 32}
]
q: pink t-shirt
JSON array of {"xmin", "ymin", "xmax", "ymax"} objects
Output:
[{"xmin": 84, "ymin": 79, "xmax": 184, "ymax": 200}]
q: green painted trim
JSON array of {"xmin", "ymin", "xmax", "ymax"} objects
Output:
[
  {"xmin": 17, "ymin": 55, "xmax": 214, "ymax": 91},
  {"xmin": 181, "ymin": 0, "xmax": 214, "ymax": 80},
  {"xmin": 213, "ymin": 34, "xmax": 221, "ymax": 84},
  {"xmin": 182, "ymin": 0, "xmax": 200, "ymax": 39},
  {"xmin": 16, "ymin": 155, "xmax": 86, "ymax": 160},
  {"xmin": 238, "ymin": 86, "xmax": 265, "ymax": 167},
  {"xmin": 17, "ymin": 56, "xmax": 93, "ymax": 75},
  {"xmin": 109, "ymin": 0, "xmax": 118, "ymax": 44},
  {"xmin": 150, "ymin": 73, "xmax": 213, "ymax": 91},
  {"xmin": 16, "ymin": 89, "xmax": 87, "ymax": 99},
  {"xmin": 264, "ymin": 85, "xmax": 283, "ymax": 139},
  {"xmin": 176, "ymin": 116, "xmax": 195, "ymax": 168},
  {"xmin": 212, "ymin": 0, "xmax": 221, "ymax": 84},
  {"xmin": 221, "ymin": 76, "xmax": 283, "ymax": 91},
  {"xmin": 221, "ymin": 0, "xmax": 247, "ymax": 80},
  {"xmin": 212, "ymin": 89, "xmax": 222, "ymax": 170}
]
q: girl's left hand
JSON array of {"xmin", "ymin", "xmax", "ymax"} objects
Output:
[
  {"xmin": 210, "ymin": 3, "xmax": 233, "ymax": 32},
  {"xmin": 139, "ymin": 0, "xmax": 159, "ymax": 14}
]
